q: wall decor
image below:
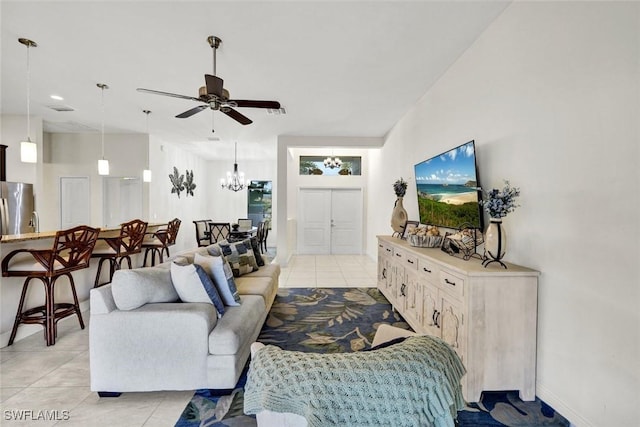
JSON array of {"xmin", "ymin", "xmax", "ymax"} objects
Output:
[
  {"xmin": 169, "ymin": 166, "xmax": 185, "ymax": 198},
  {"xmin": 185, "ymin": 169, "xmax": 196, "ymax": 197}
]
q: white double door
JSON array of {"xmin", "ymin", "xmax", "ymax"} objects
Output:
[{"xmin": 297, "ymin": 188, "xmax": 363, "ymax": 255}]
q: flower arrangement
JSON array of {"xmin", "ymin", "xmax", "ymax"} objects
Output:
[
  {"xmin": 481, "ymin": 180, "xmax": 520, "ymax": 219},
  {"xmin": 393, "ymin": 178, "xmax": 408, "ymax": 198}
]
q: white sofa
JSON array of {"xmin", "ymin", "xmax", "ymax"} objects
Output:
[{"xmin": 89, "ymin": 245, "xmax": 279, "ymax": 396}]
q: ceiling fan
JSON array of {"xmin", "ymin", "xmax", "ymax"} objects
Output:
[{"xmin": 137, "ymin": 36, "xmax": 280, "ymax": 130}]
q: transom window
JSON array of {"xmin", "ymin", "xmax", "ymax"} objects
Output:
[{"xmin": 299, "ymin": 156, "xmax": 362, "ymax": 176}]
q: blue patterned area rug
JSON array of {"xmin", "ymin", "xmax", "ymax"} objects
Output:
[{"xmin": 175, "ymin": 287, "xmax": 569, "ymax": 427}]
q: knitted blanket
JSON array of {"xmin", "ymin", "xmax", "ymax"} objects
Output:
[{"xmin": 244, "ymin": 336, "xmax": 466, "ymax": 427}]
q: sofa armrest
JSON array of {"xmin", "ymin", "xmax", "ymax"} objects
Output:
[{"xmin": 90, "ymin": 284, "xmax": 117, "ymax": 315}]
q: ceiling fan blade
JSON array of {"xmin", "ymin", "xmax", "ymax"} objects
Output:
[
  {"xmin": 205, "ymin": 74, "xmax": 224, "ymax": 97},
  {"xmin": 137, "ymin": 88, "xmax": 201, "ymax": 102},
  {"xmin": 176, "ymin": 105, "xmax": 209, "ymax": 118},
  {"xmin": 222, "ymin": 108, "xmax": 253, "ymax": 125},
  {"xmin": 230, "ymin": 99, "xmax": 281, "ymax": 109}
]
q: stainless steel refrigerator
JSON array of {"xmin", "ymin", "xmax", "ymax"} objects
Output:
[{"xmin": 0, "ymin": 182, "xmax": 35, "ymax": 236}]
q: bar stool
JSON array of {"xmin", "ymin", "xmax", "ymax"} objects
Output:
[
  {"xmin": 1, "ymin": 225, "xmax": 100, "ymax": 346},
  {"xmin": 193, "ymin": 219, "xmax": 212, "ymax": 247},
  {"xmin": 91, "ymin": 219, "xmax": 148, "ymax": 287},
  {"xmin": 142, "ymin": 218, "xmax": 181, "ymax": 266}
]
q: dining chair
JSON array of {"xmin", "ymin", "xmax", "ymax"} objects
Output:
[
  {"xmin": 237, "ymin": 218, "xmax": 252, "ymax": 230},
  {"xmin": 208, "ymin": 222, "xmax": 231, "ymax": 243},
  {"xmin": 91, "ymin": 219, "xmax": 148, "ymax": 287},
  {"xmin": 193, "ymin": 219, "xmax": 212, "ymax": 247},
  {"xmin": 262, "ymin": 219, "xmax": 270, "ymax": 253},
  {"xmin": 1, "ymin": 225, "xmax": 101, "ymax": 346},
  {"xmin": 142, "ymin": 218, "xmax": 181, "ymax": 266},
  {"xmin": 256, "ymin": 220, "xmax": 266, "ymax": 254}
]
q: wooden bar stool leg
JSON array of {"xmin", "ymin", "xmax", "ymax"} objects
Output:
[
  {"xmin": 45, "ymin": 278, "xmax": 56, "ymax": 346},
  {"xmin": 94, "ymin": 258, "xmax": 107, "ymax": 288},
  {"xmin": 143, "ymin": 248, "xmax": 151, "ymax": 267},
  {"xmin": 66, "ymin": 273, "xmax": 85, "ymax": 330},
  {"xmin": 8, "ymin": 277, "xmax": 33, "ymax": 346}
]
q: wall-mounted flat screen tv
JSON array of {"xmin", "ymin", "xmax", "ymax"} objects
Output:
[{"xmin": 413, "ymin": 140, "xmax": 483, "ymax": 229}]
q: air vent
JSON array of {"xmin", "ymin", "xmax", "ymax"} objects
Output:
[
  {"xmin": 267, "ymin": 107, "xmax": 286, "ymax": 115},
  {"xmin": 43, "ymin": 121, "xmax": 98, "ymax": 133},
  {"xmin": 46, "ymin": 104, "xmax": 75, "ymax": 112}
]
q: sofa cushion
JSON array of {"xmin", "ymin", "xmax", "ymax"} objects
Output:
[
  {"xmin": 111, "ymin": 266, "xmax": 179, "ymax": 311},
  {"xmin": 194, "ymin": 253, "xmax": 241, "ymax": 306},
  {"xmin": 216, "ymin": 240, "xmax": 259, "ymax": 277},
  {"xmin": 170, "ymin": 262, "xmax": 225, "ymax": 317},
  {"xmin": 208, "ymin": 295, "xmax": 265, "ymax": 355},
  {"xmin": 242, "ymin": 262, "xmax": 281, "ymax": 283},
  {"xmin": 234, "ymin": 276, "xmax": 277, "ymax": 309}
]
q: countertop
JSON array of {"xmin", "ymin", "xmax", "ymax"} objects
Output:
[{"xmin": 1, "ymin": 223, "xmax": 167, "ymax": 244}]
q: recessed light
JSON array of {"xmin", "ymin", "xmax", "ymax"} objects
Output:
[{"xmin": 50, "ymin": 94, "xmax": 64, "ymax": 100}]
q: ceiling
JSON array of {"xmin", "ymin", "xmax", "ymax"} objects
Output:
[{"xmin": 1, "ymin": 1, "xmax": 509, "ymax": 160}]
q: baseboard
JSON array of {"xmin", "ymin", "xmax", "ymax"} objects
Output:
[
  {"xmin": 536, "ymin": 382, "xmax": 594, "ymax": 427},
  {"xmin": 0, "ymin": 300, "xmax": 90, "ymax": 348}
]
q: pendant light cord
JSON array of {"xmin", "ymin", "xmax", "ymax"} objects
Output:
[
  {"xmin": 26, "ymin": 42, "xmax": 31, "ymax": 141},
  {"xmin": 100, "ymin": 86, "xmax": 105, "ymax": 159}
]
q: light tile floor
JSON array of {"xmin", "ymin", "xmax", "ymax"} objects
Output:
[{"xmin": 0, "ymin": 254, "xmax": 377, "ymax": 426}]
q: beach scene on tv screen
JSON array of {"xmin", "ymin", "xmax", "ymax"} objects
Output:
[{"xmin": 414, "ymin": 141, "xmax": 481, "ymax": 228}]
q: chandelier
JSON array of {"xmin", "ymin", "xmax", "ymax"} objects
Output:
[
  {"xmin": 323, "ymin": 156, "xmax": 342, "ymax": 169},
  {"xmin": 220, "ymin": 142, "xmax": 246, "ymax": 192}
]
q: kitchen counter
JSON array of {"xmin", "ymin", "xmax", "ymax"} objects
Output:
[{"xmin": 0, "ymin": 223, "xmax": 167, "ymax": 244}]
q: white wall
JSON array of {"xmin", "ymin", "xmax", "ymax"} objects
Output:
[
  {"xmin": 41, "ymin": 132, "xmax": 148, "ymax": 231},
  {"xmin": 147, "ymin": 136, "xmax": 212, "ymax": 255},
  {"xmin": 368, "ymin": 3, "xmax": 639, "ymax": 427}
]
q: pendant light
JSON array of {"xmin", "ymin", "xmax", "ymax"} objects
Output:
[
  {"xmin": 142, "ymin": 110, "xmax": 152, "ymax": 182},
  {"xmin": 97, "ymin": 83, "xmax": 109, "ymax": 175},
  {"xmin": 19, "ymin": 38, "xmax": 37, "ymax": 163},
  {"xmin": 220, "ymin": 142, "xmax": 246, "ymax": 192}
]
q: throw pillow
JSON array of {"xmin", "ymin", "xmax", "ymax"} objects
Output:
[
  {"xmin": 206, "ymin": 242, "xmax": 223, "ymax": 257},
  {"xmin": 217, "ymin": 239, "xmax": 259, "ymax": 277},
  {"xmin": 194, "ymin": 253, "xmax": 241, "ymax": 306},
  {"xmin": 170, "ymin": 262, "xmax": 225, "ymax": 317},
  {"xmin": 248, "ymin": 237, "xmax": 265, "ymax": 267},
  {"xmin": 111, "ymin": 266, "xmax": 179, "ymax": 311}
]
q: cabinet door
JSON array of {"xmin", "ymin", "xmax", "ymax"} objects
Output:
[
  {"xmin": 420, "ymin": 282, "xmax": 441, "ymax": 338},
  {"xmin": 377, "ymin": 249, "xmax": 393, "ymax": 302},
  {"xmin": 440, "ymin": 292, "xmax": 465, "ymax": 362},
  {"xmin": 401, "ymin": 269, "xmax": 421, "ymax": 329}
]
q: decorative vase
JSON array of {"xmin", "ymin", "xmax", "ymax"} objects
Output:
[
  {"xmin": 391, "ymin": 197, "xmax": 408, "ymax": 234},
  {"xmin": 483, "ymin": 218, "xmax": 507, "ymax": 268}
]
